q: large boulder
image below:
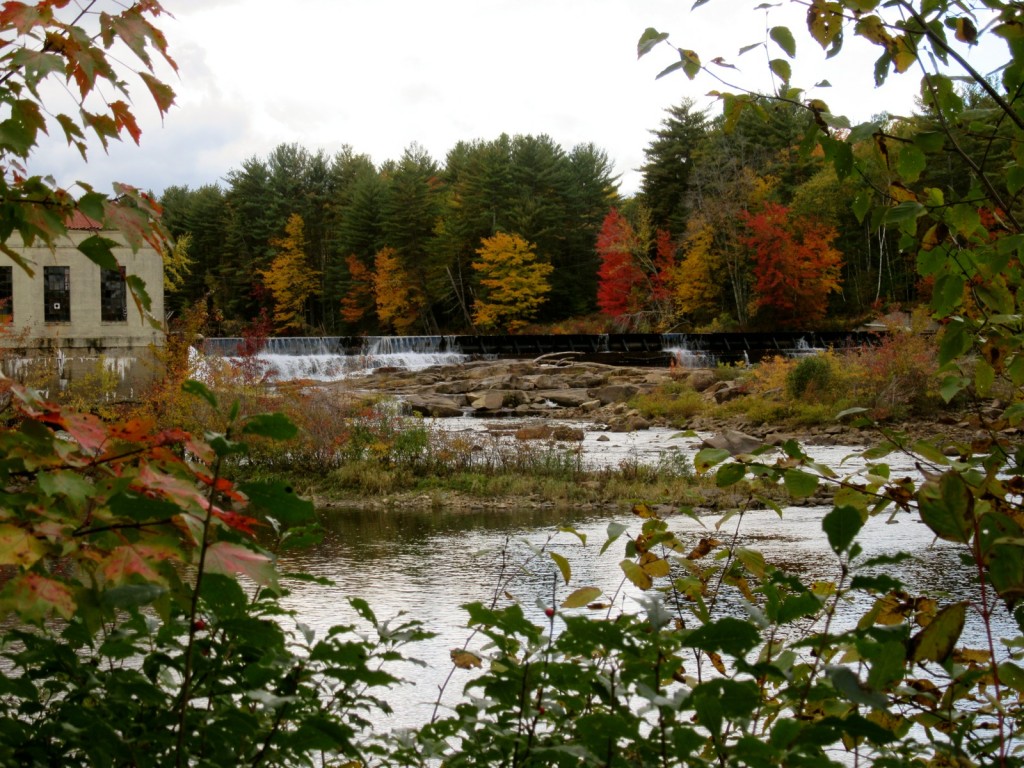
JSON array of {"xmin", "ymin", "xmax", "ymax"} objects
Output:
[
  {"xmin": 702, "ymin": 429, "xmax": 762, "ymax": 456},
  {"xmin": 590, "ymin": 383, "xmax": 639, "ymax": 405},
  {"xmin": 403, "ymin": 394, "xmax": 465, "ymax": 418}
]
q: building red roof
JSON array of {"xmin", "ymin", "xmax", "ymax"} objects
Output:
[{"xmin": 65, "ymin": 209, "xmax": 102, "ymax": 230}]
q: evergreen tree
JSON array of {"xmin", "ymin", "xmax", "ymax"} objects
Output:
[{"xmin": 638, "ymin": 98, "xmax": 709, "ymax": 235}]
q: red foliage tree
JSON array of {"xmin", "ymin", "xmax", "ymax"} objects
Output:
[
  {"xmin": 596, "ymin": 208, "xmax": 645, "ymax": 318},
  {"xmin": 741, "ymin": 203, "xmax": 843, "ymax": 328}
]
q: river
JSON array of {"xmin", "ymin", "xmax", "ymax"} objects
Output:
[{"xmin": 276, "ymin": 432, "xmax": 1016, "ymax": 733}]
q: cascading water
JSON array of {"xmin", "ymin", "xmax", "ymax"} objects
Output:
[
  {"xmin": 199, "ymin": 336, "xmax": 469, "ymax": 383},
  {"xmin": 660, "ymin": 333, "xmax": 715, "ymax": 368}
]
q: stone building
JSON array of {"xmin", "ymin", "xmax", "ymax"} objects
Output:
[{"xmin": 0, "ymin": 211, "xmax": 165, "ymax": 396}]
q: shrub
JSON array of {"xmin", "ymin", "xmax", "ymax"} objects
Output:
[{"xmin": 786, "ymin": 353, "xmax": 834, "ymax": 401}]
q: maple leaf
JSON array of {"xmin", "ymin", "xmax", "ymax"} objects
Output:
[
  {"xmin": 0, "ymin": 523, "xmax": 47, "ymax": 568},
  {"xmin": 211, "ymin": 509, "xmax": 261, "ymax": 536},
  {"xmin": 204, "ymin": 542, "xmax": 277, "ymax": 588},
  {"xmin": 101, "ymin": 544, "xmax": 168, "ymax": 585},
  {"xmin": 1, "ymin": 573, "xmax": 75, "ymax": 622}
]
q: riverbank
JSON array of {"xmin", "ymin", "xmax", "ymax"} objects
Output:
[{"xmin": 235, "ymin": 345, "xmax": 1014, "ymax": 513}]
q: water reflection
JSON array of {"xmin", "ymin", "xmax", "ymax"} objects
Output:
[{"xmin": 277, "ymin": 502, "xmax": 1015, "ymax": 731}]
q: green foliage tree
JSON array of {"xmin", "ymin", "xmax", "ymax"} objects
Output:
[
  {"xmin": 638, "ymin": 97, "xmax": 709, "ymax": 235},
  {"xmin": 634, "ymin": 1, "xmax": 1024, "ymax": 764},
  {"xmin": 472, "ymin": 232, "xmax": 553, "ymax": 332}
]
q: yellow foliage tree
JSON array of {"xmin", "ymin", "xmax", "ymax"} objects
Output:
[
  {"xmin": 163, "ymin": 233, "xmax": 194, "ymax": 295},
  {"xmin": 373, "ymin": 247, "xmax": 424, "ymax": 333},
  {"xmin": 259, "ymin": 214, "xmax": 320, "ymax": 333},
  {"xmin": 472, "ymin": 232, "xmax": 553, "ymax": 332},
  {"xmin": 674, "ymin": 218, "xmax": 722, "ymax": 324}
]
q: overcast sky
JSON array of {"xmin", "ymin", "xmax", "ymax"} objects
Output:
[{"xmin": 31, "ymin": 0, "xmax": 1006, "ymax": 198}]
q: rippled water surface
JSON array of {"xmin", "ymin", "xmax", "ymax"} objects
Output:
[{"xmin": 279, "ymin": 487, "xmax": 1015, "ymax": 730}]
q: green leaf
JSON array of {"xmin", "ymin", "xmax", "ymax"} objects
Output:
[
  {"xmin": 932, "ymin": 274, "xmax": 965, "ymax": 315},
  {"xmin": 910, "ymin": 601, "xmax": 967, "ymax": 664},
  {"xmin": 896, "ymin": 144, "xmax": 926, "ymax": 183},
  {"xmin": 716, "ymin": 462, "xmax": 747, "ymax": 487},
  {"xmin": 828, "ymin": 666, "xmax": 888, "ymax": 709},
  {"xmin": 883, "ymin": 201, "xmax": 925, "ymax": 226},
  {"xmin": 694, "ymin": 447, "xmax": 730, "ymax": 473},
  {"xmin": 919, "ymin": 473, "xmax": 973, "ymax": 543},
  {"xmin": 938, "ymin": 319, "xmax": 973, "ymax": 366},
  {"xmin": 783, "ymin": 469, "xmax": 819, "ymax": 498},
  {"xmin": 238, "ymin": 480, "xmax": 315, "ymax": 526},
  {"xmin": 947, "ymin": 204, "xmax": 981, "ymax": 239},
  {"xmin": 769, "ymin": 58, "xmax": 792, "ymax": 82},
  {"xmin": 912, "ymin": 439, "xmax": 950, "ymax": 466},
  {"xmin": 601, "ymin": 521, "xmax": 629, "ymax": 555},
  {"xmin": 974, "ymin": 358, "xmax": 995, "ymax": 397},
  {"xmin": 769, "ymin": 26, "xmax": 796, "ymax": 57},
  {"xmin": 125, "ymin": 274, "xmax": 152, "ymax": 314},
  {"xmin": 998, "ymin": 661, "xmax": 1024, "ymax": 693},
  {"xmin": 242, "ymin": 412, "xmax": 298, "ymax": 440},
  {"xmin": 637, "ymin": 28, "xmax": 669, "ymax": 58},
  {"xmin": 561, "ymin": 586, "xmax": 603, "ymax": 609},
  {"xmin": 975, "ymin": 279, "xmax": 1016, "ymax": 316},
  {"xmin": 823, "ymin": 505, "xmax": 863, "ymax": 555},
  {"xmin": 101, "ymin": 583, "xmax": 165, "ymax": 609},
  {"xmin": 550, "ymin": 552, "xmax": 571, "ymax": 585},
  {"xmin": 77, "ymin": 234, "xmax": 120, "ymax": 270},
  {"xmin": 37, "ymin": 469, "xmax": 93, "ymax": 509},
  {"xmin": 683, "ymin": 617, "xmax": 761, "ymax": 656},
  {"xmin": 182, "ymin": 379, "xmax": 218, "ymax": 409},
  {"xmin": 852, "ymin": 190, "xmax": 873, "ymax": 222},
  {"xmin": 778, "ymin": 591, "xmax": 821, "ymax": 623}
]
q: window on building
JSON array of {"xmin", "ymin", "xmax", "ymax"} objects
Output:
[
  {"xmin": 101, "ymin": 267, "xmax": 127, "ymax": 322},
  {"xmin": 0, "ymin": 265, "xmax": 11, "ymax": 322},
  {"xmin": 44, "ymin": 266, "xmax": 70, "ymax": 323}
]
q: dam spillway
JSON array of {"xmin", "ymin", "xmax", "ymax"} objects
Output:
[{"xmin": 199, "ymin": 331, "xmax": 880, "ymax": 381}]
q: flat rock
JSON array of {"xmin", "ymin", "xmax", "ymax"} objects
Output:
[{"xmin": 535, "ymin": 388, "xmax": 592, "ymax": 408}]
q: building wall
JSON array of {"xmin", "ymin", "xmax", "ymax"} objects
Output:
[{"xmin": 0, "ymin": 231, "xmax": 165, "ymax": 396}]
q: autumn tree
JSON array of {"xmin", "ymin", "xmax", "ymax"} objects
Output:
[
  {"xmin": 259, "ymin": 214, "xmax": 320, "ymax": 333},
  {"xmin": 339, "ymin": 253, "xmax": 376, "ymax": 328},
  {"xmin": 373, "ymin": 246, "xmax": 425, "ymax": 333},
  {"xmin": 472, "ymin": 232, "xmax": 553, "ymax": 332},
  {"xmin": 596, "ymin": 208, "xmax": 645, "ymax": 320},
  {"xmin": 741, "ymin": 203, "xmax": 842, "ymax": 328}
]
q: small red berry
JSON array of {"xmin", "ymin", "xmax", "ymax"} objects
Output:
[
  {"xmin": 544, "ymin": 608, "xmax": 555, "ymax": 618},
  {"xmin": 192, "ymin": 619, "xmax": 207, "ymax": 631}
]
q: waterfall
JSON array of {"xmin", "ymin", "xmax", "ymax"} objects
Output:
[
  {"xmin": 660, "ymin": 334, "xmax": 715, "ymax": 368},
  {"xmin": 200, "ymin": 336, "xmax": 468, "ymax": 382}
]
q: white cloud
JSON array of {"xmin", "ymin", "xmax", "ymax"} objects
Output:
[{"xmin": 25, "ymin": 0, "xmax": 1009, "ymax": 197}]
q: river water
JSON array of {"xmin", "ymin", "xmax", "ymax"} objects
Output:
[{"xmin": 276, "ymin": 432, "xmax": 1016, "ymax": 733}]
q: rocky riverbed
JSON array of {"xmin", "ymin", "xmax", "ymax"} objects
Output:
[{"xmin": 327, "ymin": 354, "xmax": 981, "ymax": 446}]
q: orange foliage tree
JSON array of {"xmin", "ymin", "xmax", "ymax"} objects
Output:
[
  {"xmin": 259, "ymin": 214, "xmax": 320, "ymax": 333},
  {"xmin": 472, "ymin": 232, "xmax": 553, "ymax": 332},
  {"xmin": 339, "ymin": 254, "xmax": 375, "ymax": 327},
  {"xmin": 741, "ymin": 203, "xmax": 843, "ymax": 328},
  {"xmin": 373, "ymin": 247, "xmax": 424, "ymax": 333}
]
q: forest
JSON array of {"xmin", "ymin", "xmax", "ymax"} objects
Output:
[{"xmin": 161, "ymin": 89, "xmax": 988, "ymax": 337}]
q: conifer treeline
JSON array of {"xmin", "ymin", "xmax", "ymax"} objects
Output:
[{"xmin": 162, "ymin": 95, "xmax": 980, "ymax": 334}]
